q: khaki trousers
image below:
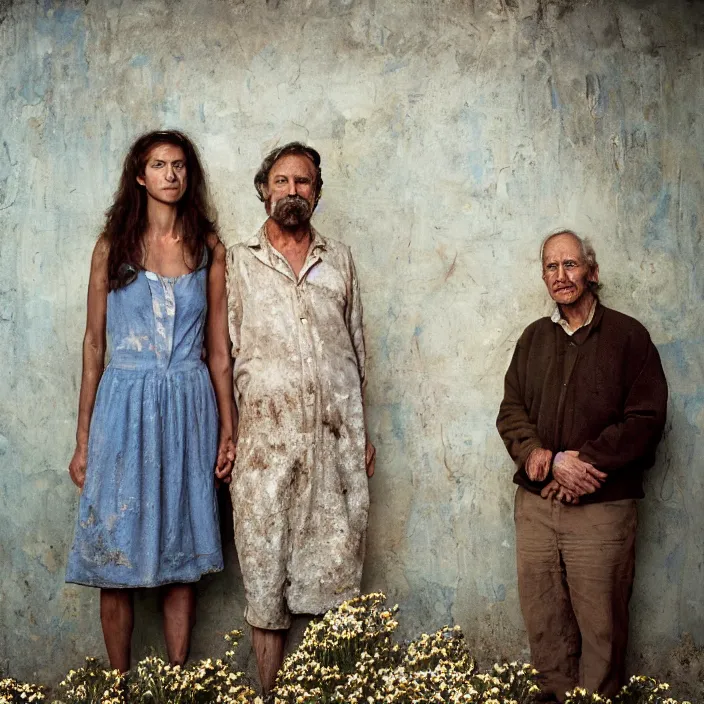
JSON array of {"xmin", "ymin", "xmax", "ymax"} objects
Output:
[{"xmin": 514, "ymin": 487, "xmax": 637, "ymax": 701}]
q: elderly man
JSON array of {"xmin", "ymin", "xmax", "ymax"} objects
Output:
[
  {"xmin": 226, "ymin": 142, "xmax": 375, "ymax": 692},
  {"xmin": 496, "ymin": 230, "xmax": 667, "ymax": 701}
]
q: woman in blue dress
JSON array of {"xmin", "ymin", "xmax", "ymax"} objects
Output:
[{"xmin": 66, "ymin": 130, "xmax": 236, "ymax": 672}]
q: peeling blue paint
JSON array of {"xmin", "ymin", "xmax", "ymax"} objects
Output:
[
  {"xmin": 387, "ymin": 402, "xmax": 406, "ymax": 443},
  {"xmin": 467, "ymin": 149, "xmax": 485, "ymax": 183},
  {"xmin": 488, "ymin": 579, "xmax": 506, "ymax": 603},
  {"xmin": 401, "ymin": 579, "xmax": 457, "ymax": 633},
  {"xmin": 36, "ymin": 9, "xmax": 83, "ymax": 45},
  {"xmin": 130, "ymin": 54, "xmax": 150, "ymax": 68},
  {"xmin": 158, "ymin": 94, "xmax": 182, "ymax": 125},
  {"xmin": 658, "ymin": 339, "xmax": 690, "ymax": 376},
  {"xmin": 549, "ymin": 76, "xmax": 560, "ymax": 110},
  {"xmin": 645, "ymin": 186, "xmax": 673, "ymax": 250},
  {"xmin": 682, "ymin": 391, "xmax": 704, "ymax": 429},
  {"xmin": 383, "ymin": 59, "xmax": 409, "ymax": 74},
  {"xmin": 19, "ymin": 55, "xmax": 52, "ymax": 102}
]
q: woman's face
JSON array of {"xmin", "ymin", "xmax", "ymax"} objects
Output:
[{"xmin": 136, "ymin": 143, "xmax": 187, "ymax": 205}]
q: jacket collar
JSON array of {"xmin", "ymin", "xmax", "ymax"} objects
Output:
[
  {"xmin": 551, "ymin": 297, "xmax": 598, "ymax": 336},
  {"xmin": 555, "ymin": 301, "xmax": 605, "ymax": 344}
]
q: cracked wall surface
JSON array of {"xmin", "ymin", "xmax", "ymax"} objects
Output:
[{"xmin": 1, "ymin": 0, "xmax": 703, "ymax": 697}]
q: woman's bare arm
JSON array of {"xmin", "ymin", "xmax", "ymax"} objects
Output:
[
  {"xmin": 205, "ymin": 236, "xmax": 237, "ymax": 482},
  {"xmin": 68, "ymin": 238, "xmax": 109, "ymax": 488}
]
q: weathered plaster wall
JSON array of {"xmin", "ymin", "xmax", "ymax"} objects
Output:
[{"xmin": 1, "ymin": 0, "xmax": 703, "ymax": 696}]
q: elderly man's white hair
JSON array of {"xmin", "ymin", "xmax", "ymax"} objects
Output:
[{"xmin": 540, "ymin": 229, "xmax": 598, "ymax": 272}]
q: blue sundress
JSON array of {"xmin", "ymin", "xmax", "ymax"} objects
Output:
[{"xmin": 66, "ymin": 260, "xmax": 224, "ymax": 588}]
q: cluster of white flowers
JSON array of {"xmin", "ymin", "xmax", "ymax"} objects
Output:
[
  {"xmin": 1, "ymin": 599, "xmax": 694, "ymax": 704},
  {"xmin": 0, "ymin": 676, "xmax": 47, "ymax": 703},
  {"xmin": 55, "ymin": 658, "xmax": 126, "ymax": 704},
  {"xmin": 271, "ymin": 593, "xmax": 400, "ymax": 702},
  {"xmin": 565, "ymin": 675, "xmax": 692, "ymax": 704},
  {"xmin": 271, "ymin": 593, "xmax": 543, "ymax": 704},
  {"xmin": 128, "ymin": 651, "xmax": 255, "ymax": 703},
  {"xmin": 52, "ymin": 631, "xmax": 256, "ymax": 704}
]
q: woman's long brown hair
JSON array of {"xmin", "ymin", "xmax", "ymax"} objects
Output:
[{"xmin": 104, "ymin": 130, "xmax": 217, "ymax": 290}]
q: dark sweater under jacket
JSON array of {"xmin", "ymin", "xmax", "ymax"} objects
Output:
[{"xmin": 496, "ymin": 303, "xmax": 668, "ymax": 503}]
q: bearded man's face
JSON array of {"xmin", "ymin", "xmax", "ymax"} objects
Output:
[{"xmin": 266, "ymin": 153, "xmax": 318, "ymax": 227}]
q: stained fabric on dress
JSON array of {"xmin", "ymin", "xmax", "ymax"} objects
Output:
[
  {"xmin": 226, "ymin": 226, "xmax": 369, "ymax": 630},
  {"xmin": 66, "ymin": 261, "xmax": 223, "ymax": 588}
]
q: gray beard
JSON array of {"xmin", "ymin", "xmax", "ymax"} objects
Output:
[{"xmin": 271, "ymin": 196, "xmax": 312, "ymax": 227}]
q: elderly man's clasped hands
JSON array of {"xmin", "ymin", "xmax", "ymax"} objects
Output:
[{"xmin": 525, "ymin": 447, "xmax": 607, "ymax": 504}]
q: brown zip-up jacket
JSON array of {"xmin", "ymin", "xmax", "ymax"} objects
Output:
[{"xmin": 496, "ymin": 304, "xmax": 668, "ymax": 503}]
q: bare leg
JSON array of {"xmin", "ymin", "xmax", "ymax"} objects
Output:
[
  {"xmin": 252, "ymin": 626, "xmax": 287, "ymax": 694},
  {"xmin": 100, "ymin": 589, "xmax": 134, "ymax": 673},
  {"xmin": 163, "ymin": 584, "xmax": 196, "ymax": 665}
]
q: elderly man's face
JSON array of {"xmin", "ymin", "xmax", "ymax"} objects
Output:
[
  {"xmin": 542, "ymin": 233, "xmax": 598, "ymax": 306},
  {"xmin": 265, "ymin": 153, "xmax": 317, "ymax": 228}
]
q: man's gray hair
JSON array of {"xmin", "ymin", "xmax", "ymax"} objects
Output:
[
  {"xmin": 253, "ymin": 141, "xmax": 323, "ymax": 207},
  {"xmin": 540, "ymin": 229, "xmax": 601, "ymax": 293}
]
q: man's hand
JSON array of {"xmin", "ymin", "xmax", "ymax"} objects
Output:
[
  {"xmin": 68, "ymin": 443, "xmax": 88, "ymax": 490},
  {"xmin": 540, "ymin": 479, "xmax": 579, "ymax": 504},
  {"xmin": 365, "ymin": 441, "xmax": 376, "ymax": 478},
  {"xmin": 524, "ymin": 447, "xmax": 552, "ymax": 482},
  {"xmin": 552, "ymin": 450, "xmax": 607, "ymax": 496},
  {"xmin": 215, "ymin": 436, "xmax": 237, "ymax": 485}
]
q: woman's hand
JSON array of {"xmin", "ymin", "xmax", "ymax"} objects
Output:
[
  {"xmin": 69, "ymin": 443, "xmax": 88, "ymax": 490},
  {"xmin": 215, "ymin": 436, "xmax": 236, "ymax": 485}
]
